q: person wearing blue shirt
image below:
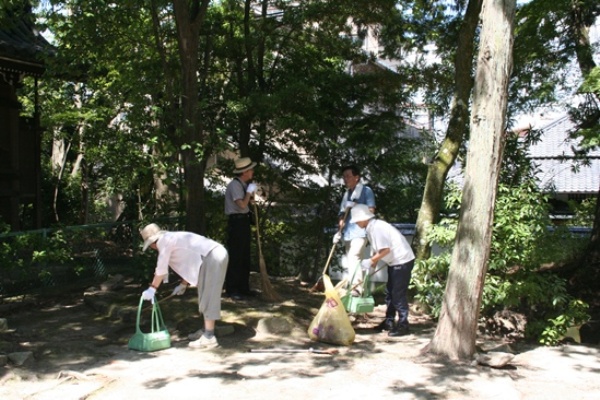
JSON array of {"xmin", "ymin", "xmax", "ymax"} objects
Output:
[{"xmin": 332, "ymin": 165, "xmax": 376, "ymax": 293}]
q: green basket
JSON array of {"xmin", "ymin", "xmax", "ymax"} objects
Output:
[
  {"xmin": 341, "ymin": 264, "xmax": 375, "ymax": 314},
  {"xmin": 128, "ymin": 296, "xmax": 171, "ymax": 352}
]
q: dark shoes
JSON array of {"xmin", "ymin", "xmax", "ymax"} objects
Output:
[
  {"xmin": 388, "ymin": 325, "xmax": 410, "ymax": 337},
  {"xmin": 375, "ymin": 319, "xmax": 395, "ymax": 332},
  {"xmin": 376, "ymin": 320, "xmax": 410, "ymax": 336},
  {"xmin": 226, "ymin": 289, "xmax": 259, "ymax": 300},
  {"xmin": 225, "ymin": 292, "xmax": 245, "ymax": 300}
]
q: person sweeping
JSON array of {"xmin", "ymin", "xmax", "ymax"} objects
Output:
[
  {"xmin": 350, "ymin": 204, "xmax": 415, "ymax": 337},
  {"xmin": 140, "ymin": 223, "xmax": 229, "ymax": 349}
]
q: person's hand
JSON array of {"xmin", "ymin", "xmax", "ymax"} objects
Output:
[
  {"xmin": 345, "ymin": 201, "xmax": 355, "ymax": 209},
  {"xmin": 172, "ymin": 283, "xmax": 187, "ymax": 296},
  {"xmin": 247, "ymin": 183, "xmax": 257, "ymax": 194},
  {"xmin": 361, "ymin": 259, "xmax": 373, "ymax": 270},
  {"xmin": 142, "ymin": 287, "xmax": 156, "ymax": 303},
  {"xmin": 332, "ymin": 232, "xmax": 342, "ymax": 244}
]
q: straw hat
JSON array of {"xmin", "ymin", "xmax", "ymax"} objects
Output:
[
  {"xmin": 233, "ymin": 157, "xmax": 257, "ymax": 174},
  {"xmin": 140, "ymin": 223, "xmax": 166, "ymax": 251},
  {"xmin": 350, "ymin": 204, "xmax": 375, "ymax": 223}
]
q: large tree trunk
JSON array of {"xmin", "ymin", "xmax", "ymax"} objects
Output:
[
  {"xmin": 172, "ymin": 0, "xmax": 210, "ymax": 234},
  {"xmin": 425, "ymin": 0, "xmax": 516, "ymax": 361},
  {"xmin": 412, "ymin": 0, "xmax": 483, "ymax": 260}
]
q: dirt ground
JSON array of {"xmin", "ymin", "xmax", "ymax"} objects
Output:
[{"xmin": 1, "ymin": 273, "xmax": 599, "ymax": 400}]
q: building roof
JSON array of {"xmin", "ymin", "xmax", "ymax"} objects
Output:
[
  {"xmin": 527, "ymin": 116, "xmax": 600, "ymax": 194},
  {"xmin": 0, "ymin": 7, "xmax": 52, "ymax": 76}
]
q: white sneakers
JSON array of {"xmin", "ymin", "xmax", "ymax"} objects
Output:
[
  {"xmin": 188, "ymin": 334, "xmax": 218, "ymax": 349},
  {"xmin": 187, "ymin": 329, "xmax": 204, "ymax": 341}
]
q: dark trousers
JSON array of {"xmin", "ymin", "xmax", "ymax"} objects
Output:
[
  {"xmin": 384, "ymin": 259, "xmax": 415, "ymax": 329},
  {"xmin": 225, "ymin": 214, "xmax": 252, "ymax": 295}
]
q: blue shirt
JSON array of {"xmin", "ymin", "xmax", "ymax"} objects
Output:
[{"xmin": 339, "ymin": 185, "xmax": 376, "ymax": 240}]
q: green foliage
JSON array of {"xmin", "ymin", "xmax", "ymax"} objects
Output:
[
  {"xmin": 535, "ymin": 299, "xmax": 589, "ymax": 346},
  {"xmin": 411, "ymin": 255, "xmax": 449, "ymax": 318},
  {"xmin": 568, "ymin": 197, "xmax": 597, "ymax": 227},
  {"xmin": 0, "ymin": 229, "xmax": 76, "ymax": 295},
  {"xmin": 411, "ymin": 180, "xmax": 590, "ymax": 342}
]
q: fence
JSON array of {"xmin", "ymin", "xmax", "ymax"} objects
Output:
[
  {"xmin": 1, "ymin": 218, "xmax": 592, "ymax": 300},
  {"xmin": 0, "ymin": 217, "xmax": 184, "ymax": 300}
]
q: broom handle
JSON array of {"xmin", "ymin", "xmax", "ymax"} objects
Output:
[
  {"xmin": 142, "ymin": 292, "xmax": 176, "ymax": 312},
  {"xmin": 346, "ymin": 264, "xmax": 387, "ymax": 293},
  {"xmin": 253, "ymin": 203, "xmax": 263, "ymax": 255},
  {"xmin": 252, "ymin": 202, "xmax": 281, "ymax": 301},
  {"xmin": 309, "ymin": 207, "xmax": 351, "ymax": 292},
  {"xmin": 321, "ymin": 206, "xmax": 351, "ymax": 276}
]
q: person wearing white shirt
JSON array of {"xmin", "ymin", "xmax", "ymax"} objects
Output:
[
  {"xmin": 350, "ymin": 204, "xmax": 415, "ymax": 337},
  {"xmin": 139, "ymin": 223, "xmax": 228, "ymax": 349}
]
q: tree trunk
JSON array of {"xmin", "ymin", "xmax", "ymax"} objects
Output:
[
  {"xmin": 412, "ymin": 0, "xmax": 483, "ymax": 260},
  {"xmin": 425, "ymin": 0, "xmax": 516, "ymax": 361},
  {"xmin": 172, "ymin": 0, "xmax": 210, "ymax": 234}
]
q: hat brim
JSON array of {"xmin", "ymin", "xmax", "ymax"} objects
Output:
[
  {"xmin": 350, "ymin": 213, "xmax": 374, "ymax": 224},
  {"xmin": 233, "ymin": 161, "xmax": 257, "ymax": 174},
  {"xmin": 142, "ymin": 231, "xmax": 165, "ymax": 251}
]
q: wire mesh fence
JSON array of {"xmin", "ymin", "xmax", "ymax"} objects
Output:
[{"xmin": 0, "ymin": 217, "xmax": 184, "ymax": 300}]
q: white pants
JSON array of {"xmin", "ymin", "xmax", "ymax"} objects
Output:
[
  {"xmin": 196, "ymin": 245, "xmax": 228, "ymax": 321},
  {"xmin": 344, "ymin": 237, "xmax": 367, "ymax": 285}
]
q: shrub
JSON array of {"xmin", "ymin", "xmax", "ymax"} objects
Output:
[{"xmin": 411, "ymin": 180, "xmax": 590, "ymax": 343}]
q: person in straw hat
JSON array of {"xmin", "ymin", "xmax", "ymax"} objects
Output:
[
  {"xmin": 350, "ymin": 204, "xmax": 415, "ymax": 337},
  {"xmin": 223, "ymin": 157, "xmax": 258, "ymax": 300},
  {"xmin": 140, "ymin": 223, "xmax": 229, "ymax": 349}
]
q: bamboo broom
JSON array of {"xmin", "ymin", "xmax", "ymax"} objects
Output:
[{"xmin": 253, "ymin": 202, "xmax": 281, "ymax": 302}]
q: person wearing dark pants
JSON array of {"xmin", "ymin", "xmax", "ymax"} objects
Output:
[
  {"xmin": 351, "ymin": 204, "xmax": 416, "ymax": 337},
  {"xmin": 225, "ymin": 213, "xmax": 252, "ymax": 297},
  {"xmin": 224, "ymin": 157, "xmax": 257, "ymax": 300},
  {"xmin": 384, "ymin": 260, "xmax": 415, "ymax": 335}
]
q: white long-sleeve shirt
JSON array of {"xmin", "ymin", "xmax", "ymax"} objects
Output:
[{"xmin": 154, "ymin": 231, "xmax": 221, "ymax": 286}]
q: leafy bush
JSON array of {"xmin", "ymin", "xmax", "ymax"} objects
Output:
[
  {"xmin": 411, "ymin": 180, "xmax": 590, "ymax": 343},
  {"xmin": 568, "ymin": 197, "xmax": 597, "ymax": 227}
]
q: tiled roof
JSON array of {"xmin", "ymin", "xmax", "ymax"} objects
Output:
[
  {"xmin": 527, "ymin": 116, "xmax": 600, "ymax": 193},
  {"xmin": 532, "ymin": 158, "xmax": 600, "ymax": 193}
]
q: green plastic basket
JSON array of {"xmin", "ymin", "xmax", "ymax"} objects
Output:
[
  {"xmin": 341, "ymin": 264, "xmax": 375, "ymax": 314},
  {"xmin": 128, "ymin": 296, "xmax": 171, "ymax": 352}
]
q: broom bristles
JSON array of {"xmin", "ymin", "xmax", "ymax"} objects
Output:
[{"xmin": 259, "ymin": 255, "xmax": 281, "ymax": 302}]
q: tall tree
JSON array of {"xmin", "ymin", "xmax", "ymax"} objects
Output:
[
  {"xmin": 171, "ymin": 0, "xmax": 211, "ymax": 234},
  {"xmin": 424, "ymin": 0, "xmax": 516, "ymax": 360},
  {"xmin": 412, "ymin": 0, "xmax": 483, "ymax": 260}
]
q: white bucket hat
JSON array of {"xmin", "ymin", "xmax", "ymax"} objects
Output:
[
  {"xmin": 350, "ymin": 204, "xmax": 375, "ymax": 223},
  {"xmin": 233, "ymin": 157, "xmax": 257, "ymax": 174},
  {"xmin": 140, "ymin": 223, "xmax": 166, "ymax": 251}
]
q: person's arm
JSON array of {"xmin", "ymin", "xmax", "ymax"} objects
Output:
[
  {"xmin": 365, "ymin": 186, "xmax": 376, "ymax": 214},
  {"xmin": 149, "ymin": 274, "xmax": 168, "ymax": 290},
  {"xmin": 234, "ymin": 191, "xmax": 254, "ymax": 209},
  {"xmin": 370, "ymin": 248, "xmax": 390, "ymax": 266},
  {"xmin": 338, "ymin": 216, "xmax": 346, "ymax": 230}
]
